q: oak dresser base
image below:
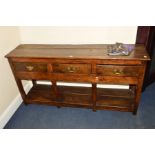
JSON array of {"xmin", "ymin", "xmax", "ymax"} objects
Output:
[{"xmin": 5, "ymin": 44, "xmax": 150, "ymax": 115}]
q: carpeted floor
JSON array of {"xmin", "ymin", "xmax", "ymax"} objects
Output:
[{"xmin": 4, "ymin": 83, "xmax": 155, "ymax": 129}]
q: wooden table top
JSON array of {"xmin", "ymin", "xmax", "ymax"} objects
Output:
[{"xmin": 5, "ymin": 44, "xmax": 150, "ymax": 61}]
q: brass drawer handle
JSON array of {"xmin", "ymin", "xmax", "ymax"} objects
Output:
[
  {"xmin": 26, "ymin": 65, "xmax": 34, "ymax": 71},
  {"xmin": 113, "ymin": 69, "xmax": 123, "ymax": 75},
  {"xmin": 66, "ymin": 66, "xmax": 77, "ymax": 73}
]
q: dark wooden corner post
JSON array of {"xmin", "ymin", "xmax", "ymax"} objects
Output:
[{"xmin": 136, "ymin": 26, "xmax": 155, "ymax": 90}]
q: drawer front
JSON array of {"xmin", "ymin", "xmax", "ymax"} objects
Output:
[
  {"xmin": 53, "ymin": 64, "xmax": 91, "ymax": 74},
  {"xmin": 13, "ymin": 62, "xmax": 47, "ymax": 72},
  {"xmin": 96, "ymin": 65, "xmax": 140, "ymax": 77}
]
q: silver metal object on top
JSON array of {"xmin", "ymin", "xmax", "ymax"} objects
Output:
[{"xmin": 108, "ymin": 43, "xmax": 135, "ymax": 56}]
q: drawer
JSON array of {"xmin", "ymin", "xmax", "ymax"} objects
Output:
[
  {"xmin": 53, "ymin": 64, "xmax": 91, "ymax": 74},
  {"xmin": 96, "ymin": 65, "xmax": 140, "ymax": 77},
  {"xmin": 13, "ymin": 62, "xmax": 47, "ymax": 72}
]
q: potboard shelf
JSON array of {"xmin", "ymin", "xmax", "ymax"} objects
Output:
[{"xmin": 25, "ymin": 84, "xmax": 135, "ymax": 112}]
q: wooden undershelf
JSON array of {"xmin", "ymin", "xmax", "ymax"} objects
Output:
[{"xmin": 25, "ymin": 84, "xmax": 135, "ymax": 112}]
